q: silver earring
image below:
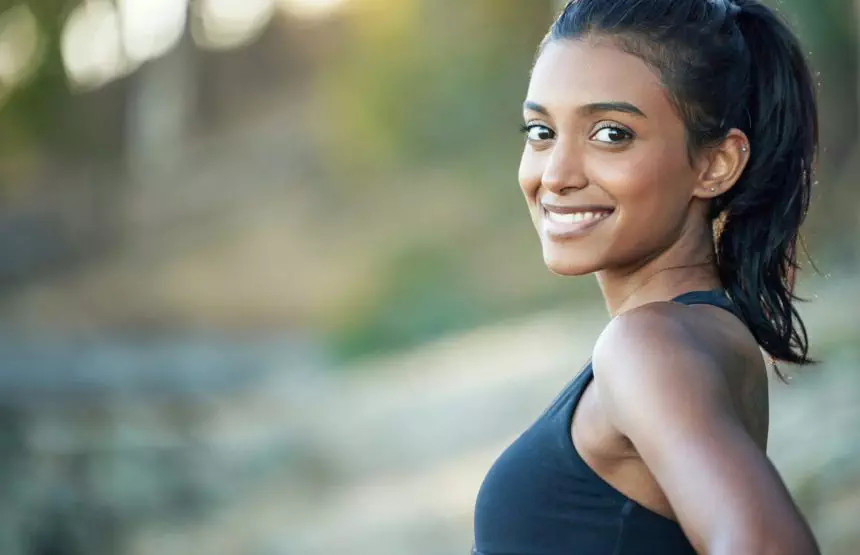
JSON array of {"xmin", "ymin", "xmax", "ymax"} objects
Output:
[
  {"xmin": 710, "ymin": 187, "xmax": 717, "ymax": 192},
  {"xmin": 740, "ymin": 145, "xmax": 748, "ymax": 152}
]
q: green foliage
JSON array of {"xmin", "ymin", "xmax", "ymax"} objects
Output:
[
  {"xmin": 330, "ymin": 241, "xmax": 481, "ymax": 359},
  {"xmin": 312, "ymin": 0, "xmax": 551, "ymax": 176},
  {"xmin": 0, "ymin": 0, "xmax": 74, "ymax": 156}
]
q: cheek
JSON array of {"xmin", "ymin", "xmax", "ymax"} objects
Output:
[
  {"xmin": 590, "ymin": 149, "xmax": 662, "ymax": 199},
  {"xmin": 588, "ymin": 145, "xmax": 691, "ymax": 212},
  {"xmin": 518, "ymin": 149, "xmax": 542, "ymax": 202}
]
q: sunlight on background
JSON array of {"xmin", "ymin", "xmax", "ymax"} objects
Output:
[
  {"xmin": 192, "ymin": 0, "xmax": 276, "ymax": 51},
  {"xmin": 118, "ymin": 0, "xmax": 188, "ymax": 65},
  {"xmin": 61, "ymin": 0, "xmax": 128, "ymax": 90},
  {"xmin": 57, "ymin": 0, "xmax": 352, "ymax": 91},
  {"xmin": 276, "ymin": 0, "xmax": 349, "ymax": 20},
  {"xmin": 0, "ymin": 5, "xmax": 43, "ymax": 91}
]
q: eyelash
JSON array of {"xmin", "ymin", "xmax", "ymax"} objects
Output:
[
  {"xmin": 591, "ymin": 122, "xmax": 634, "ymax": 143},
  {"xmin": 520, "ymin": 123, "xmax": 555, "ymax": 142},
  {"xmin": 519, "ymin": 122, "xmax": 635, "ymax": 144}
]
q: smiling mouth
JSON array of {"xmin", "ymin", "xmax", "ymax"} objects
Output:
[
  {"xmin": 541, "ymin": 207, "xmax": 614, "ymax": 238},
  {"xmin": 544, "ymin": 210, "xmax": 611, "ymax": 225}
]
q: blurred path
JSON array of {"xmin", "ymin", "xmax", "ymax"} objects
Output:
[
  {"xmin": 129, "ymin": 305, "xmax": 608, "ymax": 555},
  {"xmin": 128, "ymin": 279, "xmax": 860, "ymax": 555}
]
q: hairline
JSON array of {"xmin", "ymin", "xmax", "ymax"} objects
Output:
[{"xmin": 537, "ymin": 32, "xmax": 723, "ymax": 160}]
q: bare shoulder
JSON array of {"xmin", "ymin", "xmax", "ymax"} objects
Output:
[
  {"xmin": 594, "ymin": 300, "xmax": 729, "ymax": 382},
  {"xmin": 589, "ymin": 303, "xmax": 815, "ymax": 554},
  {"xmin": 591, "ymin": 300, "xmax": 765, "ymax": 433}
]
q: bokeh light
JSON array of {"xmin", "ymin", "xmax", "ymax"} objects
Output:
[
  {"xmin": 192, "ymin": 0, "xmax": 276, "ymax": 51},
  {"xmin": 0, "ymin": 5, "xmax": 43, "ymax": 90},
  {"xmin": 118, "ymin": 0, "xmax": 188, "ymax": 65},
  {"xmin": 61, "ymin": 0, "xmax": 128, "ymax": 90},
  {"xmin": 276, "ymin": 0, "xmax": 349, "ymax": 20}
]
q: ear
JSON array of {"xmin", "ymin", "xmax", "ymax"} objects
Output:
[{"xmin": 692, "ymin": 129, "xmax": 751, "ymax": 200}]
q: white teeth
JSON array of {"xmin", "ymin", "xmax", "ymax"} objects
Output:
[{"xmin": 546, "ymin": 210, "xmax": 609, "ymax": 225}]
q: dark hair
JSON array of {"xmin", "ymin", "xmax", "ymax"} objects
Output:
[{"xmin": 546, "ymin": 0, "xmax": 818, "ymax": 368}]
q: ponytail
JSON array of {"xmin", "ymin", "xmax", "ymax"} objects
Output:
[{"xmin": 712, "ymin": 0, "xmax": 817, "ymax": 367}]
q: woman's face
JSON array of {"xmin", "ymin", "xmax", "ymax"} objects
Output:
[{"xmin": 519, "ymin": 39, "xmax": 707, "ymax": 277}]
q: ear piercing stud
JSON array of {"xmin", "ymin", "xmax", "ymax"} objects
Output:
[{"xmin": 740, "ymin": 145, "xmax": 748, "ymax": 152}]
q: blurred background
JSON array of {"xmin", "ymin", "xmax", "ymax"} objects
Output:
[{"xmin": 0, "ymin": 0, "xmax": 857, "ymax": 553}]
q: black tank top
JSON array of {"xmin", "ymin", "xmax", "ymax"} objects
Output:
[{"xmin": 472, "ymin": 290, "xmax": 737, "ymax": 555}]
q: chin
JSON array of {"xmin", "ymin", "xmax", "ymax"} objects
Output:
[{"xmin": 542, "ymin": 246, "xmax": 601, "ymax": 277}]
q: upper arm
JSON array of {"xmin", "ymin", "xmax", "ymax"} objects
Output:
[{"xmin": 593, "ymin": 307, "xmax": 818, "ymax": 555}]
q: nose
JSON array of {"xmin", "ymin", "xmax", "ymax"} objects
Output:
[{"xmin": 541, "ymin": 139, "xmax": 588, "ymax": 195}]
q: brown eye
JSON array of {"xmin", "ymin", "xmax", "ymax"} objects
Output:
[
  {"xmin": 592, "ymin": 126, "xmax": 633, "ymax": 144},
  {"xmin": 524, "ymin": 124, "xmax": 555, "ymax": 142}
]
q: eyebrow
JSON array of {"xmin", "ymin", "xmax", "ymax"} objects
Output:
[{"xmin": 523, "ymin": 100, "xmax": 647, "ymax": 118}]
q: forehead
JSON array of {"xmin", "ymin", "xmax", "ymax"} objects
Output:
[{"xmin": 527, "ymin": 39, "xmax": 673, "ymax": 118}]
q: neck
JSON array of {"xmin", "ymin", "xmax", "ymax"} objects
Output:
[{"xmin": 597, "ymin": 220, "xmax": 722, "ymax": 317}]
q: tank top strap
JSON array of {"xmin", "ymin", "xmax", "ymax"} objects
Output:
[
  {"xmin": 567, "ymin": 289, "xmax": 738, "ymax": 406},
  {"xmin": 670, "ymin": 288, "xmax": 738, "ymax": 316}
]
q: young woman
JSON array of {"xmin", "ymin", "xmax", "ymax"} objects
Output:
[{"xmin": 472, "ymin": 1, "xmax": 821, "ymax": 554}]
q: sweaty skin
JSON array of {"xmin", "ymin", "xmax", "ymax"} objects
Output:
[{"xmin": 518, "ymin": 38, "xmax": 820, "ymax": 555}]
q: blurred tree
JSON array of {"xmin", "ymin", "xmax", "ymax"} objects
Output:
[
  {"xmin": 312, "ymin": 0, "xmax": 552, "ymax": 179},
  {"xmin": 0, "ymin": 0, "xmax": 71, "ymax": 159}
]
